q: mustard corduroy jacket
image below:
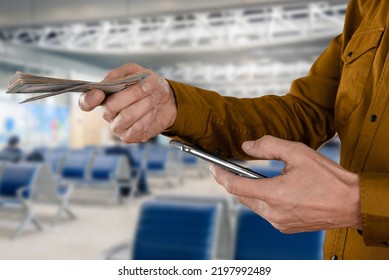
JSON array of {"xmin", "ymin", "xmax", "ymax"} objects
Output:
[{"xmin": 165, "ymin": 0, "xmax": 389, "ymax": 259}]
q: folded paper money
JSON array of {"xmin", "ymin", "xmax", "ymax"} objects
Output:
[{"xmin": 6, "ymin": 70, "xmax": 151, "ymax": 104}]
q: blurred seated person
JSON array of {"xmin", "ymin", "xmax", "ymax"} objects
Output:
[
  {"xmin": 105, "ymin": 135, "xmax": 149, "ymax": 195},
  {"xmin": 0, "ymin": 135, "xmax": 24, "ymax": 162},
  {"xmin": 25, "ymin": 149, "xmax": 44, "ymax": 162}
]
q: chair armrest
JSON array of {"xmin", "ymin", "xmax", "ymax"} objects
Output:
[
  {"xmin": 57, "ymin": 180, "xmax": 74, "ymax": 199},
  {"xmin": 16, "ymin": 186, "xmax": 30, "ymax": 207}
]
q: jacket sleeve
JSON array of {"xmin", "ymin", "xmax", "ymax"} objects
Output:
[{"xmin": 164, "ymin": 34, "xmax": 343, "ymax": 159}]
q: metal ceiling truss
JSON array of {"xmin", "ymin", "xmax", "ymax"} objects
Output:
[
  {"xmin": 0, "ymin": 1, "xmax": 346, "ymax": 54},
  {"xmin": 157, "ymin": 60, "xmax": 312, "ymax": 97}
]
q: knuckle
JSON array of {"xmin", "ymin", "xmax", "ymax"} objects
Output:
[
  {"xmin": 289, "ymin": 141, "xmax": 307, "ymax": 153},
  {"xmin": 120, "ymin": 133, "xmax": 132, "ymax": 144},
  {"xmin": 124, "ymin": 62, "xmax": 138, "ymax": 69},
  {"xmin": 261, "ymin": 135, "xmax": 275, "ymax": 142},
  {"xmin": 132, "ymin": 121, "xmax": 148, "ymax": 136},
  {"xmin": 224, "ymin": 178, "xmax": 236, "ymax": 193},
  {"xmin": 211, "ymin": 169, "xmax": 223, "ymax": 186},
  {"xmin": 286, "ymin": 142, "xmax": 309, "ymax": 163},
  {"xmin": 116, "ymin": 111, "xmax": 131, "ymax": 127},
  {"xmin": 134, "ymin": 84, "xmax": 147, "ymax": 99},
  {"xmin": 144, "ymin": 94, "xmax": 154, "ymax": 109},
  {"xmin": 104, "ymin": 70, "xmax": 119, "ymax": 81},
  {"xmin": 110, "ymin": 117, "xmax": 124, "ymax": 136},
  {"xmin": 151, "ymin": 91, "xmax": 162, "ymax": 105},
  {"xmin": 276, "ymin": 225, "xmax": 288, "ymax": 233},
  {"xmin": 268, "ymin": 212, "xmax": 284, "ymax": 225},
  {"xmin": 102, "ymin": 108, "xmax": 115, "ymax": 122},
  {"xmin": 257, "ymin": 135, "xmax": 274, "ymax": 151},
  {"xmin": 270, "ymin": 221, "xmax": 289, "ymax": 233},
  {"xmin": 261, "ymin": 135, "xmax": 275, "ymax": 145},
  {"xmin": 122, "ymin": 84, "xmax": 145, "ymax": 102},
  {"xmin": 110, "ymin": 122, "xmax": 122, "ymax": 135},
  {"xmin": 139, "ymin": 133, "xmax": 149, "ymax": 143},
  {"xmin": 121, "ymin": 128, "xmax": 146, "ymax": 144},
  {"xmin": 102, "ymin": 100, "xmax": 117, "ymax": 115},
  {"xmin": 102, "ymin": 114, "xmax": 111, "ymax": 123},
  {"xmin": 295, "ymin": 141, "xmax": 307, "ymax": 151}
]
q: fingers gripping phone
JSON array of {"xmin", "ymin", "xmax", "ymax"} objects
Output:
[{"xmin": 169, "ymin": 140, "xmax": 266, "ymax": 179}]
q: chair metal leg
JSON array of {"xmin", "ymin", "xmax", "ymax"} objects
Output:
[
  {"xmin": 65, "ymin": 207, "xmax": 77, "ymax": 219},
  {"xmin": 11, "ymin": 210, "xmax": 43, "ymax": 240},
  {"xmin": 54, "ymin": 206, "xmax": 64, "ymax": 225},
  {"xmin": 53, "ymin": 199, "xmax": 77, "ymax": 225}
]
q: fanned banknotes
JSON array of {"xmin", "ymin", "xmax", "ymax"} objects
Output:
[{"xmin": 6, "ymin": 70, "xmax": 151, "ymax": 104}]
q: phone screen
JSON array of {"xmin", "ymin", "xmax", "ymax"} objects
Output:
[{"xmin": 169, "ymin": 140, "xmax": 266, "ymax": 179}]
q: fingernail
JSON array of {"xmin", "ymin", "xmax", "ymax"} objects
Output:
[
  {"xmin": 209, "ymin": 165, "xmax": 216, "ymax": 177},
  {"xmin": 141, "ymin": 81, "xmax": 152, "ymax": 93},
  {"xmin": 243, "ymin": 141, "xmax": 254, "ymax": 150},
  {"xmin": 91, "ymin": 91, "xmax": 103, "ymax": 102}
]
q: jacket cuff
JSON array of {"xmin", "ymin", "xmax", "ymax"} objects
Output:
[
  {"xmin": 359, "ymin": 173, "xmax": 389, "ymax": 247},
  {"xmin": 163, "ymin": 79, "xmax": 209, "ymax": 141}
]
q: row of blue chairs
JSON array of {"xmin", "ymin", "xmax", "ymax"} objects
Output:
[
  {"xmin": 0, "ymin": 146, "xmax": 159, "ymax": 239},
  {"xmin": 0, "ymin": 150, "xmax": 137, "ymax": 239},
  {"xmin": 40, "ymin": 142, "xmax": 203, "ymax": 196},
  {"xmin": 103, "ymin": 195, "xmax": 324, "ymax": 260},
  {"xmin": 42, "ymin": 151, "xmax": 135, "ymax": 204}
]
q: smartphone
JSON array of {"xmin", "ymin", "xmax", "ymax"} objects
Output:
[{"xmin": 169, "ymin": 139, "xmax": 266, "ymax": 179}]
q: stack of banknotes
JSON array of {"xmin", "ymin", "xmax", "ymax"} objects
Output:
[{"xmin": 7, "ymin": 70, "xmax": 151, "ymax": 103}]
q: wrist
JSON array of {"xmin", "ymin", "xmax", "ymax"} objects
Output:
[
  {"xmin": 164, "ymin": 79, "xmax": 178, "ymax": 129},
  {"xmin": 348, "ymin": 172, "xmax": 362, "ymax": 230}
]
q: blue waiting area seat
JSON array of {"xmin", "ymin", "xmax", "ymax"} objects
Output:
[
  {"xmin": 234, "ymin": 206, "xmax": 324, "ymax": 260},
  {"xmin": 42, "ymin": 151, "xmax": 66, "ymax": 174},
  {"xmin": 155, "ymin": 194, "xmax": 235, "ymax": 259},
  {"xmin": 103, "ymin": 198, "xmax": 223, "ymax": 260},
  {"xmin": 59, "ymin": 150, "xmax": 139, "ymax": 205},
  {"xmin": 104, "ymin": 144, "xmax": 148, "ymax": 195},
  {"xmin": 59, "ymin": 151, "xmax": 94, "ymax": 203},
  {"xmin": 32, "ymin": 163, "xmax": 76, "ymax": 225},
  {"xmin": 0, "ymin": 162, "xmax": 76, "ymax": 239},
  {"xmin": 61, "ymin": 152, "xmax": 94, "ymax": 183},
  {"xmin": 0, "ymin": 163, "xmax": 43, "ymax": 239},
  {"xmin": 86, "ymin": 154, "xmax": 133, "ymax": 204},
  {"xmin": 143, "ymin": 143, "xmax": 180, "ymax": 187},
  {"xmin": 125, "ymin": 144, "xmax": 149, "ymax": 195},
  {"xmin": 132, "ymin": 199, "xmax": 222, "ymax": 259}
]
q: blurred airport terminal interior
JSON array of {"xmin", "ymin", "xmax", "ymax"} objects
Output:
[{"xmin": 0, "ymin": 0, "xmax": 345, "ymax": 259}]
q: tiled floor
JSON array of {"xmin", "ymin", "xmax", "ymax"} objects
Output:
[{"xmin": 0, "ymin": 171, "xmax": 227, "ymax": 260}]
